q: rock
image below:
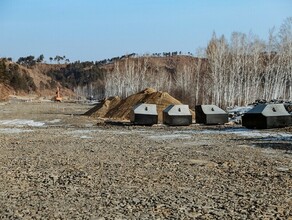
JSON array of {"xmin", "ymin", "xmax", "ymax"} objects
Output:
[{"xmin": 132, "ymin": 198, "xmax": 140, "ymax": 204}]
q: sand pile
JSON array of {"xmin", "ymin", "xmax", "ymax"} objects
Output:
[
  {"xmin": 84, "ymin": 96, "xmax": 121, "ymax": 118},
  {"xmin": 86, "ymin": 88, "xmax": 194, "ymax": 122}
]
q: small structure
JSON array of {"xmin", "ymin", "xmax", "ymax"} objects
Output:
[
  {"xmin": 195, "ymin": 105, "xmax": 228, "ymax": 125},
  {"xmin": 130, "ymin": 103, "xmax": 158, "ymax": 125},
  {"xmin": 242, "ymin": 104, "xmax": 292, "ymax": 129},
  {"xmin": 163, "ymin": 105, "xmax": 192, "ymax": 126}
]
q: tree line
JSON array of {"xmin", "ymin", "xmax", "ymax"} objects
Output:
[
  {"xmin": 95, "ymin": 52, "xmax": 194, "ymax": 65},
  {"xmin": 104, "ymin": 17, "xmax": 292, "ymax": 108},
  {"xmin": 16, "ymin": 55, "xmax": 69, "ymax": 67}
]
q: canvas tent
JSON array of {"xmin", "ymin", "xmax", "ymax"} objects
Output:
[
  {"xmin": 242, "ymin": 104, "xmax": 292, "ymax": 129},
  {"xmin": 130, "ymin": 103, "xmax": 158, "ymax": 125},
  {"xmin": 195, "ymin": 105, "xmax": 228, "ymax": 125},
  {"xmin": 163, "ymin": 105, "xmax": 192, "ymax": 126}
]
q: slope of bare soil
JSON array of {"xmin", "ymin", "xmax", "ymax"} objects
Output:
[
  {"xmin": 0, "ymin": 84, "xmax": 14, "ymax": 101},
  {"xmin": 0, "ymin": 102, "xmax": 291, "ymax": 219},
  {"xmin": 1, "ymin": 61, "xmax": 74, "ymax": 99},
  {"xmin": 20, "ymin": 63, "xmax": 74, "ymax": 98}
]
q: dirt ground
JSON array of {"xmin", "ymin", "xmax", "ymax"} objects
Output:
[{"xmin": 0, "ymin": 101, "xmax": 291, "ymax": 219}]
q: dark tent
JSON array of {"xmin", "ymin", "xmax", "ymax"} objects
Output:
[
  {"xmin": 130, "ymin": 103, "xmax": 158, "ymax": 125},
  {"xmin": 163, "ymin": 105, "xmax": 192, "ymax": 126},
  {"xmin": 195, "ymin": 105, "xmax": 228, "ymax": 125},
  {"xmin": 242, "ymin": 104, "xmax": 292, "ymax": 129}
]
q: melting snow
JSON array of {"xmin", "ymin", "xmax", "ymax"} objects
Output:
[
  {"xmin": 0, "ymin": 128, "xmax": 33, "ymax": 134},
  {"xmin": 147, "ymin": 134, "xmax": 192, "ymax": 140},
  {"xmin": 0, "ymin": 119, "xmax": 45, "ymax": 127},
  {"xmin": 80, "ymin": 135, "xmax": 92, "ymax": 139},
  {"xmin": 66, "ymin": 130, "xmax": 95, "ymax": 134},
  {"xmin": 218, "ymin": 128, "xmax": 292, "ymax": 141},
  {"xmin": 48, "ymin": 119, "xmax": 61, "ymax": 123},
  {"xmin": 146, "ymin": 128, "xmax": 292, "ymax": 141}
]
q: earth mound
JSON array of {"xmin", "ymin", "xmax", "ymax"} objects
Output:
[
  {"xmin": 84, "ymin": 96, "xmax": 121, "ymax": 118},
  {"xmin": 86, "ymin": 88, "xmax": 194, "ymax": 122}
]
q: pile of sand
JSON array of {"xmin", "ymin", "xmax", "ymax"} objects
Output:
[
  {"xmin": 85, "ymin": 88, "xmax": 194, "ymax": 122},
  {"xmin": 84, "ymin": 96, "xmax": 121, "ymax": 118}
]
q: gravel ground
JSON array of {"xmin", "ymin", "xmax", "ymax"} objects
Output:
[{"xmin": 0, "ymin": 101, "xmax": 291, "ymax": 219}]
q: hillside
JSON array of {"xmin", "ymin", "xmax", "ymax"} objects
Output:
[
  {"xmin": 0, "ymin": 55, "xmax": 205, "ymax": 103},
  {"xmin": 100, "ymin": 55, "xmax": 204, "ymax": 73},
  {"xmin": 0, "ymin": 59, "xmax": 74, "ymax": 100},
  {"xmin": 2, "ymin": 50, "xmax": 290, "ymax": 109}
]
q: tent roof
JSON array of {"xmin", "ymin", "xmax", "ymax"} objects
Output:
[
  {"xmin": 246, "ymin": 104, "xmax": 290, "ymax": 116},
  {"xmin": 200, "ymin": 105, "xmax": 227, "ymax": 114},
  {"xmin": 133, "ymin": 103, "xmax": 158, "ymax": 115},
  {"xmin": 163, "ymin": 104, "xmax": 191, "ymax": 116}
]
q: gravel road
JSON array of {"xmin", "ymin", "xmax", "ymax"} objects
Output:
[{"xmin": 0, "ymin": 101, "xmax": 291, "ymax": 219}]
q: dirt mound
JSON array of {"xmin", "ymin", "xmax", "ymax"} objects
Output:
[
  {"xmin": 84, "ymin": 96, "xmax": 121, "ymax": 118},
  {"xmin": 86, "ymin": 88, "xmax": 194, "ymax": 122}
]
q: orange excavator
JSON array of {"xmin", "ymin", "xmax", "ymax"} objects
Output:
[{"xmin": 54, "ymin": 87, "xmax": 62, "ymax": 102}]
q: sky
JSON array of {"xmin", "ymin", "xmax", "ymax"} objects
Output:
[{"xmin": 0, "ymin": 0, "xmax": 291, "ymax": 62}]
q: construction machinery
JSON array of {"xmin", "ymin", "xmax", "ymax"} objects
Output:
[{"xmin": 54, "ymin": 87, "xmax": 62, "ymax": 102}]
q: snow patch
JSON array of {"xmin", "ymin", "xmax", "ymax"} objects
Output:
[
  {"xmin": 0, "ymin": 119, "xmax": 45, "ymax": 127},
  {"xmin": 80, "ymin": 135, "xmax": 92, "ymax": 139},
  {"xmin": 148, "ymin": 134, "xmax": 192, "ymax": 140},
  {"xmin": 227, "ymin": 106, "xmax": 254, "ymax": 114},
  {"xmin": 0, "ymin": 128, "xmax": 33, "ymax": 134},
  {"xmin": 48, "ymin": 119, "xmax": 61, "ymax": 123},
  {"xmin": 147, "ymin": 128, "xmax": 292, "ymax": 141},
  {"xmin": 66, "ymin": 130, "xmax": 95, "ymax": 135},
  {"xmin": 227, "ymin": 105, "xmax": 254, "ymax": 123},
  {"xmin": 222, "ymin": 128, "xmax": 292, "ymax": 141}
]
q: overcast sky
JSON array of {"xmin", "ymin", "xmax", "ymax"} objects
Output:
[{"xmin": 0, "ymin": 0, "xmax": 291, "ymax": 62}]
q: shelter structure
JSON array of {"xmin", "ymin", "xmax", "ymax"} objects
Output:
[
  {"xmin": 163, "ymin": 105, "xmax": 192, "ymax": 126},
  {"xmin": 195, "ymin": 105, "xmax": 228, "ymax": 125},
  {"xmin": 242, "ymin": 104, "xmax": 292, "ymax": 129},
  {"xmin": 130, "ymin": 103, "xmax": 158, "ymax": 125}
]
